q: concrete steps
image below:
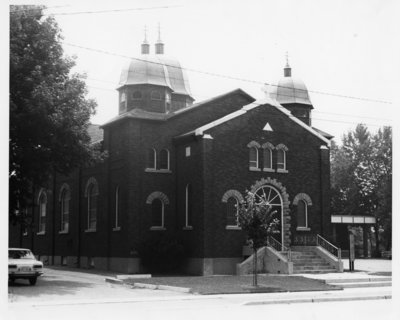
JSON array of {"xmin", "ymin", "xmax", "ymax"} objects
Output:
[{"xmin": 291, "ymin": 247, "xmax": 339, "ymax": 274}]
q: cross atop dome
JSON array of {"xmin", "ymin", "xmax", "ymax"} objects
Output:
[
  {"xmin": 155, "ymin": 23, "xmax": 164, "ymax": 54},
  {"xmin": 141, "ymin": 25, "xmax": 150, "ymax": 54},
  {"xmin": 284, "ymin": 51, "xmax": 291, "ymax": 77}
]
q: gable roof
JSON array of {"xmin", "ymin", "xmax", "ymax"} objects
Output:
[
  {"xmin": 176, "ymin": 98, "xmax": 331, "ymax": 145},
  {"xmin": 101, "ymin": 88, "xmax": 254, "ymax": 128},
  {"xmin": 87, "ymin": 124, "xmax": 103, "ymax": 144}
]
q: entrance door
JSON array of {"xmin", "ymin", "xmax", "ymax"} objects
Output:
[{"xmin": 253, "ymin": 185, "xmax": 283, "ymax": 246}]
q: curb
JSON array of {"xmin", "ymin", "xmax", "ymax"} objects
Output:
[
  {"xmin": 105, "ymin": 277, "xmax": 124, "ymax": 285},
  {"xmin": 133, "ymin": 282, "xmax": 193, "ymax": 293},
  {"xmin": 244, "ymin": 294, "xmax": 392, "ymax": 306}
]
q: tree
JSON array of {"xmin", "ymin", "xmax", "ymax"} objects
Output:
[
  {"xmin": 331, "ymin": 124, "xmax": 392, "ymax": 255},
  {"xmin": 238, "ymin": 191, "xmax": 279, "ymax": 287},
  {"xmin": 9, "ymin": 5, "xmax": 99, "ymax": 223}
]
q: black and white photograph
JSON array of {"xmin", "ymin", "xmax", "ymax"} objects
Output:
[{"xmin": 3, "ymin": 0, "xmax": 398, "ymax": 319}]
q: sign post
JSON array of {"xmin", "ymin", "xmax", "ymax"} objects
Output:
[{"xmin": 349, "ymin": 231, "xmax": 355, "ymax": 271}]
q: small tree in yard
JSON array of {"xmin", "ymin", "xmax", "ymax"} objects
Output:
[{"xmin": 238, "ymin": 191, "xmax": 280, "ymax": 287}]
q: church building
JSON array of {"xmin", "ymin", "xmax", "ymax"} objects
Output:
[{"xmin": 9, "ymin": 34, "xmax": 341, "ymax": 275}]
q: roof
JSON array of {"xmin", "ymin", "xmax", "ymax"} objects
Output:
[
  {"xmin": 268, "ymin": 77, "xmax": 313, "ymax": 106},
  {"xmin": 176, "ymin": 98, "xmax": 330, "ymax": 145},
  {"xmin": 312, "ymin": 127, "xmax": 334, "ymax": 140},
  {"xmin": 101, "ymin": 88, "xmax": 255, "ymax": 128},
  {"xmin": 87, "ymin": 124, "xmax": 103, "ymax": 144},
  {"xmin": 118, "ymin": 54, "xmax": 192, "ymax": 97}
]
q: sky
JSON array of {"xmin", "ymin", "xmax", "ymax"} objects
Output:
[{"xmin": 6, "ymin": 0, "xmax": 400, "ymax": 143}]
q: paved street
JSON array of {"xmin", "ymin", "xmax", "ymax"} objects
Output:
[
  {"xmin": 8, "ymin": 267, "xmax": 185, "ymax": 304},
  {"xmin": 7, "ymin": 261, "xmax": 396, "ymax": 320}
]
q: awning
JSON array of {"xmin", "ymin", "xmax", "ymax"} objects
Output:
[{"xmin": 331, "ymin": 215, "xmax": 376, "ymax": 224}]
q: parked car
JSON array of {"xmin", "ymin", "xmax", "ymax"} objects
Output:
[{"xmin": 8, "ymin": 248, "xmax": 43, "ymax": 285}]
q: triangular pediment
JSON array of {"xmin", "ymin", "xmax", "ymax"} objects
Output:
[{"xmin": 263, "ymin": 122, "xmax": 273, "ymax": 131}]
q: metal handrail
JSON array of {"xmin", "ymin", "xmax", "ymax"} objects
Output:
[
  {"xmin": 317, "ymin": 234, "xmax": 341, "ymax": 260},
  {"xmin": 266, "ymin": 236, "xmax": 291, "ymax": 261}
]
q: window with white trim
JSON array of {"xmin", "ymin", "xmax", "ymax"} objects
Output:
[
  {"xmin": 249, "ymin": 147, "xmax": 259, "ymax": 169},
  {"xmin": 159, "ymin": 149, "xmax": 170, "ymax": 170},
  {"xmin": 120, "ymin": 91, "xmax": 126, "ymax": 102},
  {"xmin": 85, "ymin": 179, "xmax": 98, "ymax": 231},
  {"xmin": 185, "ymin": 184, "xmax": 193, "ymax": 228},
  {"xmin": 60, "ymin": 187, "xmax": 70, "ymax": 233},
  {"xmin": 277, "ymin": 149, "xmax": 285, "ymax": 170},
  {"xmin": 38, "ymin": 191, "xmax": 47, "ymax": 233},
  {"xmin": 263, "ymin": 148, "xmax": 273, "ymax": 170}
]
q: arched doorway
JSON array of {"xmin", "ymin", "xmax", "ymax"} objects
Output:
[
  {"xmin": 253, "ymin": 185, "xmax": 283, "ymax": 245},
  {"xmin": 250, "ymin": 178, "xmax": 291, "ymax": 248}
]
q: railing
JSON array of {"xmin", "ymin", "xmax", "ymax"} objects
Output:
[
  {"xmin": 266, "ymin": 236, "xmax": 291, "ymax": 261},
  {"xmin": 317, "ymin": 234, "xmax": 341, "ymax": 260}
]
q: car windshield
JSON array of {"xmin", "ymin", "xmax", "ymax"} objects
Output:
[{"xmin": 9, "ymin": 249, "xmax": 35, "ymax": 259}]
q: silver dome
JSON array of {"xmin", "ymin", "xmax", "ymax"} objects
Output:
[
  {"xmin": 268, "ymin": 76, "xmax": 312, "ymax": 106},
  {"xmin": 119, "ymin": 54, "xmax": 192, "ymax": 97}
]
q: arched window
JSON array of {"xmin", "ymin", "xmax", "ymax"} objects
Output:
[
  {"xmin": 120, "ymin": 91, "xmax": 126, "ymax": 102},
  {"xmin": 38, "ymin": 190, "xmax": 47, "ymax": 233},
  {"xmin": 85, "ymin": 178, "xmax": 99, "ymax": 231},
  {"xmin": 263, "ymin": 148, "xmax": 273, "ymax": 170},
  {"xmin": 132, "ymin": 91, "xmax": 142, "ymax": 100},
  {"xmin": 276, "ymin": 144, "xmax": 288, "ymax": 172},
  {"xmin": 185, "ymin": 184, "xmax": 193, "ymax": 228},
  {"xmin": 277, "ymin": 149, "xmax": 286, "ymax": 170},
  {"xmin": 159, "ymin": 149, "xmax": 170, "ymax": 170},
  {"xmin": 226, "ymin": 197, "xmax": 239, "ymax": 227},
  {"xmin": 247, "ymin": 141, "xmax": 261, "ymax": 170},
  {"xmin": 114, "ymin": 186, "xmax": 120, "ymax": 229},
  {"xmin": 151, "ymin": 199, "xmax": 164, "ymax": 228},
  {"xmin": 249, "ymin": 147, "xmax": 259, "ymax": 169},
  {"xmin": 146, "ymin": 191, "xmax": 169, "ymax": 230},
  {"xmin": 60, "ymin": 185, "xmax": 70, "ymax": 233},
  {"xmin": 151, "ymin": 90, "xmax": 161, "ymax": 100},
  {"xmin": 297, "ymin": 200, "xmax": 308, "ymax": 228},
  {"xmin": 147, "ymin": 148, "xmax": 156, "ymax": 170}
]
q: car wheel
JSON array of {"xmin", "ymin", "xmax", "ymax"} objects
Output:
[{"xmin": 29, "ymin": 277, "xmax": 37, "ymax": 285}]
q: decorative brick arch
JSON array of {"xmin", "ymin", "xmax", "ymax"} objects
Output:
[
  {"xmin": 84, "ymin": 177, "xmax": 99, "ymax": 197},
  {"xmin": 261, "ymin": 142, "xmax": 275, "ymax": 149},
  {"xmin": 58, "ymin": 183, "xmax": 71, "ymax": 201},
  {"xmin": 293, "ymin": 193, "xmax": 313, "ymax": 206},
  {"xmin": 146, "ymin": 191, "xmax": 170, "ymax": 205},
  {"xmin": 247, "ymin": 140, "xmax": 261, "ymax": 148},
  {"xmin": 249, "ymin": 177, "xmax": 291, "ymax": 247},
  {"xmin": 221, "ymin": 189, "xmax": 244, "ymax": 203},
  {"xmin": 275, "ymin": 143, "xmax": 289, "ymax": 151},
  {"xmin": 36, "ymin": 188, "xmax": 48, "ymax": 205}
]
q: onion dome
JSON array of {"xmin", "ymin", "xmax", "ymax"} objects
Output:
[
  {"xmin": 118, "ymin": 54, "xmax": 192, "ymax": 97},
  {"xmin": 267, "ymin": 60, "xmax": 313, "ymax": 107}
]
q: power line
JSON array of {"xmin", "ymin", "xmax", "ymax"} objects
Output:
[
  {"xmin": 10, "ymin": 5, "xmax": 183, "ymax": 16},
  {"xmin": 9, "ymin": 5, "xmax": 70, "ymax": 13},
  {"xmin": 85, "ymin": 77, "xmax": 393, "ymax": 123},
  {"xmin": 62, "ymin": 41, "xmax": 393, "ymax": 105},
  {"xmin": 86, "ymin": 86, "xmax": 391, "ymax": 127}
]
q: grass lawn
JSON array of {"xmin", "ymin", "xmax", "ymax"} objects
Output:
[{"xmin": 125, "ymin": 274, "xmax": 342, "ymax": 295}]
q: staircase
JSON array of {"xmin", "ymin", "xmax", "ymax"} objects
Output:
[{"xmin": 291, "ymin": 247, "xmax": 338, "ymax": 274}]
